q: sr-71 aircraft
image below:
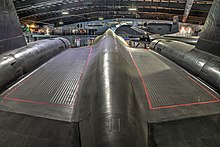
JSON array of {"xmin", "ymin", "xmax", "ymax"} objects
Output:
[
  {"xmin": 115, "ymin": 16, "xmax": 179, "ymax": 36},
  {"xmin": 114, "ymin": 15, "xmax": 199, "ymax": 46},
  {"xmin": 142, "ymin": 16, "xmax": 179, "ymax": 35},
  {"xmin": 0, "ymin": 0, "xmax": 220, "ymax": 146}
]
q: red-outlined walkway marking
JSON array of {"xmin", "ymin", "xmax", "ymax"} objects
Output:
[
  {"xmin": 128, "ymin": 49, "xmax": 220, "ymax": 110},
  {"xmin": 187, "ymin": 75, "xmax": 219, "ymax": 100},
  {"xmin": 2, "ymin": 47, "xmax": 93, "ymax": 108},
  {"xmin": 72, "ymin": 46, "xmax": 93, "ymax": 108},
  {"xmin": 3, "ymin": 97, "xmax": 74, "ymax": 108},
  {"xmin": 128, "ymin": 49, "xmax": 153, "ymax": 110},
  {"xmin": 151, "ymin": 100, "xmax": 220, "ymax": 110}
]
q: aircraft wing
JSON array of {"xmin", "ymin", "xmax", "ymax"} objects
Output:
[
  {"xmin": 1, "ymin": 30, "xmax": 220, "ymax": 146},
  {"xmin": 0, "ymin": 46, "xmax": 91, "ymax": 146}
]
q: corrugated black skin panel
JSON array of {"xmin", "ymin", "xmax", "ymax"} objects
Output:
[
  {"xmin": 0, "ymin": 0, "xmax": 26, "ymax": 54},
  {"xmin": 196, "ymin": 0, "xmax": 220, "ymax": 56},
  {"xmin": 0, "ymin": 111, "xmax": 81, "ymax": 147}
]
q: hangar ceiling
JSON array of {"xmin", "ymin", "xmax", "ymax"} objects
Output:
[{"xmin": 13, "ymin": 0, "xmax": 213, "ymax": 26}]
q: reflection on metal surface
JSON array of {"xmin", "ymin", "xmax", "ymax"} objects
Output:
[
  {"xmin": 150, "ymin": 39, "xmax": 220, "ymax": 91},
  {"xmin": 78, "ymin": 30, "xmax": 147, "ymax": 146},
  {"xmin": 0, "ymin": 37, "xmax": 70, "ymax": 92},
  {"xmin": 103, "ymin": 53, "xmax": 111, "ymax": 112}
]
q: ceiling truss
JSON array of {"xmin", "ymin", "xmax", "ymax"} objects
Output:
[{"xmin": 13, "ymin": 0, "xmax": 213, "ymax": 25}]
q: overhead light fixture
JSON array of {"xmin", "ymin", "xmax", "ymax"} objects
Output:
[
  {"xmin": 59, "ymin": 22, "xmax": 64, "ymax": 25},
  {"xmin": 99, "ymin": 17, "xmax": 104, "ymax": 20},
  {"xmin": 62, "ymin": 11, "xmax": 69, "ymax": 15},
  {"xmin": 128, "ymin": 8, "xmax": 137, "ymax": 11}
]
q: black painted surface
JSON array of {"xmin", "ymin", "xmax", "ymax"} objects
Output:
[
  {"xmin": 150, "ymin": 39, "xmax": 220, "ymax": 92},
  {"xmin": 77, "ymin": 30, "xmax": 148, "ymax": 147},
  {"xmin": 115, "ymin": 25, "xmax": 146, "ymax": 36},
  {"xmin": 151, "ymin": 114, "xmax": 220, "ymax": 147},
  {"xmin": 0, "ymin": 0, "xmax": 26, "ymax": 54},
  {"xmin": 2, "ymin": 30, "xmax": 220, "ymax": 146},
  {"xmin": 196, "ymin": 0, "xmax": 220, "ymax": 56},
  {"xmin": 130, "ymin": 50, "xmax": 217, "ymax": 108},
  {"xmin": 0, "ymin": 37, "xmax": 70, "ymax": 92},
  {"xmin": 129, "ymin": 48, "xmax": 220, "ymax": 147},
  {"xmin": 0, "ymin": 111, "xmax": 80, "ymax": 147},
  {"xmin": 76, "ymin": 30, "xmax": 220, "ymax": 146},
  {"xmin": 0, "ymin": 47, "xmax": 90, "ymax": 122}
]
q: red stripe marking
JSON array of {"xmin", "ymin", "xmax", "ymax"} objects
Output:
[
  {"xmin": 128, "ymin": 49, "xmax": 220, "ymax": 110},
  {"xmin": 128, "ymin": 49, "xmax": 153, "ymax": 109},
  {"xmin": 151, "ymin": 99, "xmax": 220, "ymax": 110},
  {"xmin": 3, "ymin": 47, "xmax": 93, "ymax": 108},
  {"xmin": 3, "ymin": 77, "xmax": 31, "ymax": 99},
  {"xmin": 187, "ymin": 75, "xmax": 219, "ymax": 100},
  {"xmin": 73, "ymin": 46, "xmax": 93, "ymax": 107},
  {"xmin": 4, "ymin": 97, "xmax": 74, "ymax": 108},
  {"xmin": 150, "ymin": 76, "xmax": 220, "ymax": 110}
]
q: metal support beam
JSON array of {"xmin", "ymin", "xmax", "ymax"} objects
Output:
[
  {"xmin": 14, "ymin": 0, "xmax": 62, "ymax": 9},
  {"xmin": 14, "ymin": 0, "xmax": 212, "ymax": 25},
  {"xmin": 182, "ymin": 0, "xmax": 195, "ymax": 22},
  {"xmin": 17, "ymin": 0, "xmax": 211, "ymax": 18}
]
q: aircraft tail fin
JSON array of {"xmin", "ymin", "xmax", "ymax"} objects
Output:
[
  {"xmin": 0, "ymin": 0, "xmax": 27, "ymax": 54},
  {"xmin": 195, "ymin": 0, "xmax": 220, "ymax": 56}
]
